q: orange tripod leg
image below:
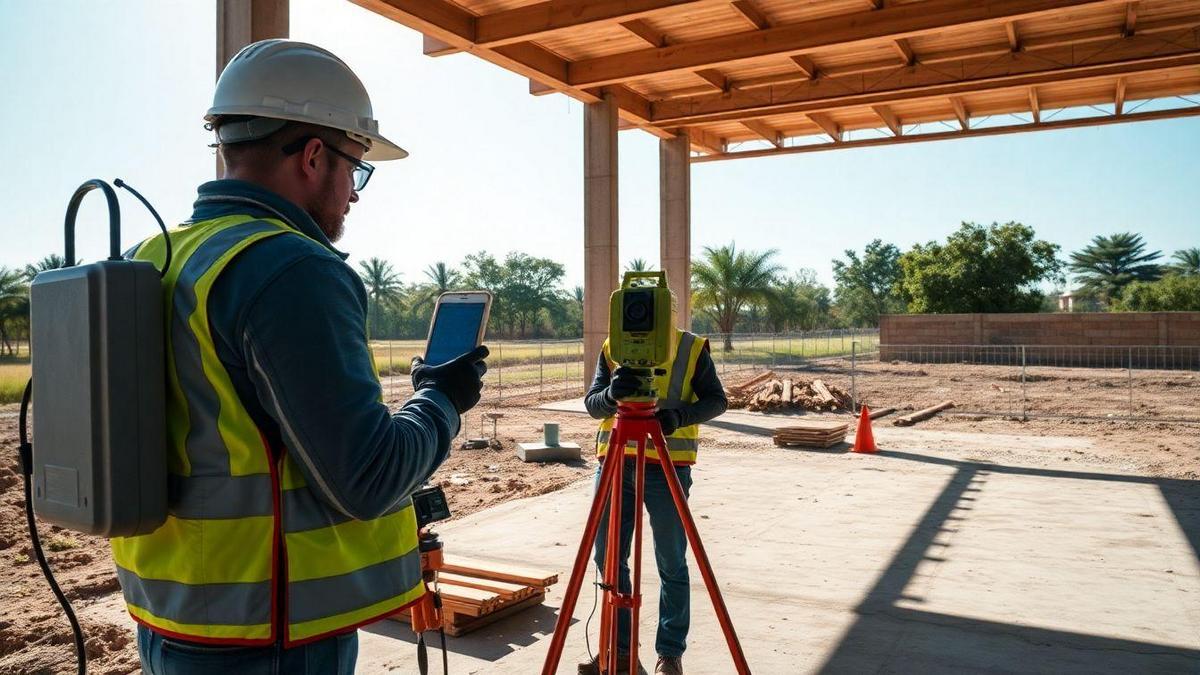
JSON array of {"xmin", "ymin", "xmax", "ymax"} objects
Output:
[
  {"xmin": 601, "ymin": 427, "xmax": 625, "ymax": 674},
  {"xmin": 541, "ymin": 438, "xmax": 624, "ymax": 675},
  {"xmin": 648, "ymin": 424, "xmax": 751, "ymax": 675},
  {"xmin": 628, "ymin": 436, "xmax": 646, "ymax": 675}
]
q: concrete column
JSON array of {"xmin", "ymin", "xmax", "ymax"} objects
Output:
[
  {"xmin": 215, "ymin": 0, "xmax": 289, "ymax": 177},
  {"xmin": 583, "ymin": 93, "xmax": 619, "ymax": 386},
  {"xmin": 660, "ymin": 132, "xmax": 691, "ymax": 330}
]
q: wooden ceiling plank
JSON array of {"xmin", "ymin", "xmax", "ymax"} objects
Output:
[
  {"xmin": 950, "ymin": 96, "xmax": 970, "ymax": 129},
  {"xmin": 687, "ymin": 127, "xmax": 727, "ymax": 154},
  {"xmin": 652, "ymin": 33, "xmax": 1200, "ymax": 126},
  {"xmin": 474, "ymin": 0, "xmax": 716, "ymax": 48},
  {"xmin": 1028, "ymin": 87, "xmax": 1041, "ymax": 122},
  {"xmin": 691, "ymin": 105, "xmax": 1200, "ymax": 162},
  {"xmin": 1021, "ymin": 14, "xmax": 1200, "ymax": 50},
  {"xmin": 731, "ymin": 1, "xmax": 771, "ymax": 31},
  {"xmin": 1115, "ymin": 76, "xmax": 1128, "ymax": 113},
  {"xmin": 567, "ymin": 0, "xmax": 1127, "ymax": 88},
  {"xmin": 807, "ymin": 112, "xmax": 843, "ymax": 141},
  {"xmin": 741, "ymin": 119, "xmax": 784, "ymax": 146},
  {"xmin": 893, "ymin": 38, "xmax": 917, "ymax": 66},
  {"xmin": 621, "ymin": 19, "xmax": 668, "ymax": 48},
  {"xmin": 872, "ymin": 104, "xmax": 903, "ymax": 135}
]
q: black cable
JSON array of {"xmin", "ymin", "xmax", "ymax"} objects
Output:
[
  {"xmin": 585, "ymin": 566, "xmax": 600, "ymax": 663},
  {"xmin": 18, "ymin": 379, "xmax": 87, "ymax": 675},
  {"xmin": 113, "ymin": 178, "xmax": 171, "ymax": 277}
]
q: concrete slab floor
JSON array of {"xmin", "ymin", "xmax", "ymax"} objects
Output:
[{"xmin": 356, "ymin": 428, "xmax": 1200, "ymax": 674}]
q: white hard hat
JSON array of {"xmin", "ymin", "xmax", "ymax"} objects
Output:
[{"xmin": 206, "ymin": 39, "xmax": 407, "ymax": 160}]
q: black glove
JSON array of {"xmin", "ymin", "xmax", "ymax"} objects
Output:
[
  {"xmin": 606, "ymin": 366, "xmax": 642, "ymax": 403},
  {"xmin": 654, "ymin": 408, "xmax": 682, "ymax": 436},
  {"xmin": 410, "ymin": 345, "xmax": 489, "ymax": 414}
]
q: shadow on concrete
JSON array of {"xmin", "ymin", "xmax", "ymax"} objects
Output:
[
  {"xmin": 818, "ymin": 450, "xmax": 1200, "ymax": 674},
  {"xmin": 363, "ymin": 604, "xmax": 576, "ymax": 662}
]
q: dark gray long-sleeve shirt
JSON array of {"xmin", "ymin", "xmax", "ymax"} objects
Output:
[{"xmin": 584, "ymin": 343, "xmax": 728, "ymax": 427}]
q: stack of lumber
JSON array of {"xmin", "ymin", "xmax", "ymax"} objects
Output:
[
  {"xmin": 391, "ymin": 556, "xmax": 559, "ymax": 637},
  {"xmin": 772, "ymin": 420, "xmax": 850, "ymax": 448},
  {"xmin": 726, "ymin": 371, "xmax": 852, "ymax": 412}
]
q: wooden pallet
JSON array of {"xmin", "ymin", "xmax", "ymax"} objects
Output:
[
  {"xmin": 390, "ymin": 557, "xmax": 558, "ymax": 636},
  {"xmin": 773, "ymin": 420, "xmax": 849, "ymax": 448}
]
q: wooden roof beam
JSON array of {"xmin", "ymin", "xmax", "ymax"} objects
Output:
[
  {"xmin": 1124, "ymin": 1, "xmax": 1140, "ymax": 36},
  {"xmin": 474, "ymin": 0, "xmax": 717, "ymax": 48},
  {"xmin": 652, "ymin": 32, "xmax": 1200, "ymax": 125},
  {"xmin": 865, "ymin": 0, "xmax": 885, "ymax": 9},
  {"xmin": 741, "ymin": 119, "xmax": 784, "ymax": 147},
  {"xmin": 893, "ymin": 38, "xmax": 916, "ymax": 66},
  {"xmin": 950, "ymin": 96, "xmax": 970, "ymax": 129},
  {"xmin": 695, "ymin": 68, "xmax": 731, "ymax": 93},
  {"xmin": 1006, "ymin": 22, "xmax": 1021, "ymax": 51},
  {"xmin": 808, "ymin": 112, "xmax": 843, "ymax": 142},
  {"xmin": 687, "ymin": 128, "xmax": 727, "ymax": 154},
  {"xmin": 567, "ymin": 0, "xmax": 1126, "ymax": 87},
  {"xmin": 1028, "ymin": 87, "xmax": 1041, "ymax": 122},
  {"xmin": 621, "ymin": 19, "xmax": 668, "ymax": 48},
  {"xmin": 731, "ymin": 1, "xmax": 771, "ymax": 30},
  {"xmin": 1115, "ymin": 77, "xmax": 1128, "ymax": 114},
  {"xmin": 692, "ymin": 105, "xmax": 1200, "ymax": 162},
  {"xmin": 872, "ymin": 104, "xmax": 903, "ymax": 136},
  {"xmin": 790, "ymin": 54, "xmax": 819, "ymax": 80},
  {"xmin": 423, "ymin": 35, "xmax": 461, "ymax": 56}
]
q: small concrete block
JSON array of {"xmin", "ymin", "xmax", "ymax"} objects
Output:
[{"xmin": 517, "ymin": 442, "xmax": 582, "ymax": 463}]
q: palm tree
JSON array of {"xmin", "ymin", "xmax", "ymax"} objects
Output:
[
  {"xmin": 357, "ymin": 258, "xmax": 403, "ymax": 338},
  {"xmin": 413, "ymin": 262, "xmax": 463, "ymax": 312},
  {"xmin": 22, "ymin": 254, "xmax": 78, "ymax": 282},
  {"xmin": 1169, "ymin": 248, "xmax": 1200, "ymax": 276},
  {"xmin": 571, "ymin": 285, "xmax": 584, "ymax": 307},
  {"xmin": 0, "ymin": 267, "xmax": 30, "ymax": 356},
  {"xmin": 691, "ymin": 243, "xmax": 783, "ymax": 351},
  {"xmin": 1068, "ymin": 232, "xmax": 1162, "ymax": 304},
  {"xmin": 625, "ymin": 258, "xmax": 649, "ymax": 272}
]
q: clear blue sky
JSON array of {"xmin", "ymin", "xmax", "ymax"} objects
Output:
[{"xmin": 1, "ymin": 0, "xmax": 1197, "ymax": 290}]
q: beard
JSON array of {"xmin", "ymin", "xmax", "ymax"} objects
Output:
[{"xmin": 310, "ymin": 169, "xmax": 347, "ymax": 242}]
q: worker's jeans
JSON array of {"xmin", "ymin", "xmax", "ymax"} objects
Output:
[
  {"xmin": 593, "ymin": 458, "xmax": 693, "ymax": 659},
  {"xmin": 137, "ymin": 624, "xmax": 357, "ymax": 674}
]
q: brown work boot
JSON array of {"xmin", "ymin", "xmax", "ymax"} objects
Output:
[
  {"xmin": 655, "ymin": 655, "xmax": 683, "ymax": 675},
  {"xmin": 577, "ymin": 654, "xmax": 648, "ymax": 674}
]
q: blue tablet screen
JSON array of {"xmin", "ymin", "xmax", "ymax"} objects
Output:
[{"xmin": 425, "ymin": 301, "xmax": 486, "ymax": 366}]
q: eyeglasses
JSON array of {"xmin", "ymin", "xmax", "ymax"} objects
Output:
[{"xmin": 282, "ymin": 136, "xmax": 375, "ymax": 191}]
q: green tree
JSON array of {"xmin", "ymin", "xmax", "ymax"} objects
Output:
[
  {"xmin": 832, "ymin": 239, "xmax": 902, "ymax": 326},
  {"xmin": 502, "ymin": 252, "xmax": 566, "ymax": 338},
  {"xmin": 357, "ymin": 258, "xmax": 403, "ymax": 338},
  {"xmin": 1168, "ymin": 247, "xmax": 1200, "ymax": 276},
  {"xmin": 22, "ymin": 254, "xmax": 79, "ymax": 282},
  {"xmin": 625, "ymin": 258, "xmax": 649, "ymax": 272},
  {"xmin": 0, "ymin": 267, "xmax": 30, "ymax": 356},
  {"xmin": 691, "ymin": 243, "xmax": 783, "ymax": 351},
  {"xmin": 412, "ymin": 261, "xmax": 462, "ymax": 313},
  {"xmin": 1068, "ymin": 232, "xmax": 1162, "ymax": 305},
  {"xmin": 766, "ymin": 270, "xmax": 832, "ymax": 332},
  {"xmin": 898, "ymin": 222, "xmax": 1063, "ymax": 313},
  {"xmin": 1114, "ymin": 275, "xmax": 1200, "ymax": 311}
]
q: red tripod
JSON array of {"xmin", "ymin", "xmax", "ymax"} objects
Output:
[{"xmin": 541, "ymin": 401, "xmax": 750, "ymax": 674}]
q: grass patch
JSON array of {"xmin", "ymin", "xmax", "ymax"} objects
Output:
[
  {"xmin": 46, "ymin": 534, "xmax": 80, "ymax": 552},
  {"xmin": 0, "ymin": 363, "xmax": 31, "ymax": 404}
]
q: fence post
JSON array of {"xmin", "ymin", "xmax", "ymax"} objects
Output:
[
  {"xmin": 539, "ymin": 341, "xmax": 544, "ymax": 397},
  {"xmin": 497, "ymin": 341, "xmax": 503, "ymax": 406},
  {"xmin": 851, "ymin": 340, "xmax": 858, "ymax": 414},
  {"xmin": 1128, "ymin": 346, "xmax": 1133, "ymax": 419},
  {"xmin": 1021, "ymin": 345, "xmax": 1027, "ymax": 421},
  {"xmin": 771, "ymin": 334, "xmax": 777, "ymax": 369}
]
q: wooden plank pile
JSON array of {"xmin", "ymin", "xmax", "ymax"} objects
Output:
[
  {"xmin": 772, "ymin": 420, "xmax": 850, "ymax": 449},
  {"xmin": 391, "ymin": 556, "xmax": 559, "ymax": 637},
  {"xmin": 725, "ymin": 370, "xmax": 853, "ymax": 412}
]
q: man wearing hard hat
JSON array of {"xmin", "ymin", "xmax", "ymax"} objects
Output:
[{"xmin": 108, "ymin": 40, "xmax": 487, "ymax": 673}]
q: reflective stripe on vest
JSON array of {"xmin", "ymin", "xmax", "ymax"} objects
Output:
[
  {"xmin": 596, "ymin": 329, "xmax": 706, "ymax": 464},
  {"xmin": 110, "ymin": 215, "xmax": 425, "ymax": 646}
]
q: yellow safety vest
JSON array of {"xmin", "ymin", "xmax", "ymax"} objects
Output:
[
  {"xmin": 109, "ymin": 215, "xmax": 424, "ymax": 646},
  {"xmin": 596, "ymin": 329, "xmax": 707, "ymax": 465}
]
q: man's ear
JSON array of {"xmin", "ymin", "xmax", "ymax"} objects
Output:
[{"xmin": 299, "ymin": 138, "xmax": 325, "ymax": 180}]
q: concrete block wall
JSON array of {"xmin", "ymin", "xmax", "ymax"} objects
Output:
[{"xmin": 879, "ymin": 313, "xmax": 1200, "ymax": 368}]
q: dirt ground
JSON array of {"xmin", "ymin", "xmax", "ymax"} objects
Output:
[{"xmin": 1, "ymin": 361, "xmax": 1197, "ymax": 673}]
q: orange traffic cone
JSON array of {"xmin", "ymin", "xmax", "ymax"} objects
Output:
[{"xmin": 852, "ymin": 405, "xmax": 877, "ymax": 453}]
